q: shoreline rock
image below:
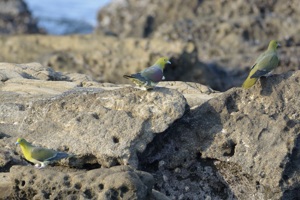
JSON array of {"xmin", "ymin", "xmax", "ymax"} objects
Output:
[{"xmin": 1, "ymin": 63, "xmax": 300, "ymax": 199}]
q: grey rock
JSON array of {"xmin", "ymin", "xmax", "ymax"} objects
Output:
[
  {"xmin": 0, "ymin": 63, "xmax": 187, "ymax": 169},
  {"xmin": 7, "ymin": 165, "xmax": 166, "ymax": 200},
  {"xmin": 140, "ymin": 71, "xmax": 300, "ymax": 199},
  {"xmin": 158, "ymin": 81, "xmax": 220, "ymax": 108},
  {"xmin": 0, "ymin": 0, "xmax": 42, "ymax": 34}
]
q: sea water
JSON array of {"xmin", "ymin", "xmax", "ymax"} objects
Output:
[{"xmin": 24, "ymin": 0, "xmax": 111, "ymax": 35}]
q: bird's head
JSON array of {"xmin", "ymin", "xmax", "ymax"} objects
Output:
[
  {"xmin": 268, "ymin": 40, "xmax": 281, "ymax": 50},
  {"xmin": 155, "ymin": 57, "xmax": 171, "ymax": 69},
  {"xmin": 15, "ymin": 138, "xmax": 27, "ymax": 146}
]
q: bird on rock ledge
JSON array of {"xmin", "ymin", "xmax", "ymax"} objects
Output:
[
  {"xmin": 123, "ymin": 57, "xmax": 171, "ymax": 90},
  {"xmin": 242, "ymin": 40, "xmax": 280, "ymax": 89},
  {"xmin": 16, "ymin": 138, "xmax": 71, "ymax": 168}
]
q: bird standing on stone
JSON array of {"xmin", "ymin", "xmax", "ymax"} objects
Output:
[
  {"xmin": 16, "ymin": 138, "xmax": 71, "ymax": 168},
  {"xmin": 242, "ymin": 40, "xmax": 280, "ymax": 88},
  {"xmin": 123, "ymin": 57, "xmax": 171, "ymax": 90}
]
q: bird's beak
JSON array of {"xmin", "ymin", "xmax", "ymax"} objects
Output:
[
  {"xmin": 15, "ymin": 142, "xmax": 19, "ymax": 145},
  {"xmin": 167, "ymin": 61, "xmax": 171, "ymax": 64},
  {"xmin": 277, "ymin": 43, "xmax": 281, "ymax": 48}
]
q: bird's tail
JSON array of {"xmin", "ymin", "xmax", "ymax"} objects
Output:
[
  {"xmin": 123, "ymin": 75, "xmax": 132, "ymax": 79},
  {"xmin": 242, "ymin": 75, "xmax": 258, "ymax": 88}
]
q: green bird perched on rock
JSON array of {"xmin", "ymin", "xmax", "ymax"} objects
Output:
[
  {"xmin": 16, "ymin": 138, "xmax": 71, "ymax": 168},
  {"xmin": 242, "ymin": 40, "xmax": 280, "ymax": 89},
  {"xmin": 123, "ymin": 57, "xmax": 171, "ymax": 90}
]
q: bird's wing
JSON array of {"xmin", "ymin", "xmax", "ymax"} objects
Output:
[
  {"xmin": 254, "ymin": 51, "xmax": 267, "ymax": 65},
  {"xmin": 30, "ymin": 147, "xmax": 57, "ymax": 162},
  {"xmin": 250, "ymin": 52, "xmax": 278, "ymax": 78},
  {"xmin": 141, "ymin": 66, "xmax": 163, "ymax": 82},
  {"xmin": 47, "ymin": 152, "xmax": 69, "ymax": 161}
]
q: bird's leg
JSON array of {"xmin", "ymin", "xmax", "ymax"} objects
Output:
[
  {"xmin": 35, "ymin": 162, "xmax": 48, "ymax": 169},
  {"xmin": 34, "ymin": 163, "xmax": 43, "ymax": 169}
]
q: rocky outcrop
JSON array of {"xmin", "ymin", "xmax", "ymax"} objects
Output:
[
  {"xmin": 0, "ymin": 62, "xmax": 218, "ymax": 199},
  {"xmin": 140, "ymin": 72, "xmax": 300, "ymax": 199},
  {"xmin": 0, "ymin": 0, "xmax": 42, "ymax": 34},
  {"xmin": 1, "ymin": 63, "xmax": 300, "ymax": 199},
  {"xmin": 0, "ymin": 62, "xmax": 187, "ymax": 169}
]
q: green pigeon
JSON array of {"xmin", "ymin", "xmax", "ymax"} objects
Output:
[
  {"xmin": 16, "ymin": 138, "xmax": 71, "ymax": 168},
  {"xmin": 123, "ymin": 57, "xmax": 171, "ymax": 90},
  {"xmin": 242, "ymin": 40, "xmax": 280, "ymax": 88}
]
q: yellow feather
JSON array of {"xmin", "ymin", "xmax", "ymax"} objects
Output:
[{"xmin": 242, "ymin": 69, "xmax": 258, "ymax": 89}]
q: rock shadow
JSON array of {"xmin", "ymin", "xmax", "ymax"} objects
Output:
[
  {"xmin": 280, "ymin": 134, "xmax": 300, "ymax": 199},
  {"xmin": 138, "ymin": 101, "xmax": 237, "ymax": 199},
  {"xmin": 260, "ymin": 72, "xmax": 294, "ymax": 96}
]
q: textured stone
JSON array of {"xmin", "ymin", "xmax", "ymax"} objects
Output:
[
  {"xmin": 0, "ymin": 63, "xmax": 187, "ymax": 169},
  {"xmin": 7, "ymin": 165, "xmax": 164, "ymax": 200},
  {"xmin": 140, "ymin": 71, "xmax": 300, "ymax": 199},
  {"xmin": 1, "ymin": 62, "xmax": 300, "ymax": 199}
]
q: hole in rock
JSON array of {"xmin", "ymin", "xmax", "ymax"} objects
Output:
[
  {"xmin": 92, "ymin": 113, "xmax": 99, "ymax": 119},
  {"xmin": 98, "ymin": 183, "xmax": 104, "ymax": 191},
  {"xmin": 21, "ymin": 180, "xmax": 26, "ymax": 187},
  {"xmin": 112, "ymin": 136, "xmax": 119, "ymax": 144},
  {"xmin": 64, "ymin": 181, "xmax": 71, "ymax": 187},
  {"xmin": 120, "ymin": 186, "xmax": 129, "ymax": 193},
  {"xmin": 287, "ymin": 120, "xmax": 296, "ymax": 128},
  {"xmin": 81, "ymin": 155, "xmax": 102, "ymax": 170},
  {"xmin": 222, "ymin": 140, "xmax": 236, "ymax": 157},
  {"xmin": 84, "ymin": 189, "xmax": 94, "ymax": 199},
  {"xmin": 64, "ymin": 175, "xmax": 70, "ymax": 181},
  {"xmin": 74, "ymin": 183, "xmax": 82, "ymax": 190},
  {"xmin": 106, "ymin": 189, "xmax": 119, "ymax": 199},
  {"xmin": 83, "ymin": 163, "xmax": 101, "ymax": 170},
  {"xmin": 43, "ymin": 191, "xmax": 50, "ymax": 199}
]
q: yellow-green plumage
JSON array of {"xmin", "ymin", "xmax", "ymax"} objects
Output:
[
  {"xmin": 16, "ymin": 138, "xmax": 70, "ymax": 168},
  {"xmin": 242, "ymin": 40, "xmax": 280, "ymax": 88},
  {"xmin": 123, "ymin": 57, "xmax": 171, "ymax": 90}
]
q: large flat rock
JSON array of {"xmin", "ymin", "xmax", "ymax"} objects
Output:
[{"xmin": 0, "ymin": 63, "xmax": 188, "ymax": 168}]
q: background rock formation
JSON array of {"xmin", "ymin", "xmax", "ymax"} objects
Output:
[
  {"xmin": 1, "ymin": 0, "xmax": 300, "ymax": 199},
  {"xmin": 0, "ymin": 0, "xmax": 42, "ymax": 34},
  {"xmin": 97, "ymin": 0, "xmax": 300, "ymax": 86}
]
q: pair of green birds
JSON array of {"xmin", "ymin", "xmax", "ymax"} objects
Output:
[
  {"xmin": 15, "ymin": 58, "xmax": 173, "ymax": 168},
  {"xmin": 123, "ymin": 40, "xmax": 280, "ymax": 90},
  {"xmin": 15, "ymin": 40, "xmax": 280, "ymax": 168}
]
